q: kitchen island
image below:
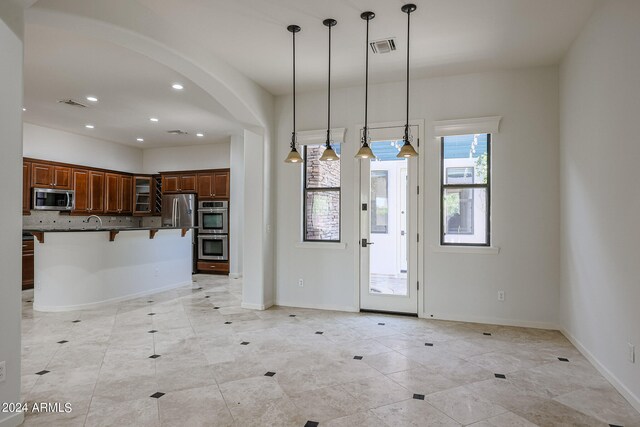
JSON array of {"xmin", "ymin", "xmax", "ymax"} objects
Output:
[{"xmin": 23, "ymin": 226, "xmax": 195, "ymax": 312}]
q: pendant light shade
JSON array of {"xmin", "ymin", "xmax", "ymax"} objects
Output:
[
  {"xmin": 284, "ymin": 24, "xmax": 303, "ymax": 164},
  {"xmin": 355, "ymin": 11, "xmax": 376, "ymax": 160},
  {"xmin": 319, "ymin": 19, "xmax": 339, "ymax": 162},
  {"xmin": 397, "ymin": 4, "xmax": 419, "ymax": 159}
]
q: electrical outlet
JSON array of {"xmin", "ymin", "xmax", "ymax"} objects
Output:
[
  {"xmin": 0, "ymin": 361, "xmax": 6, "ymax": 383},
  {"xmin": 298, "ymin": 279, "xmax": 304, "ymax": 287},
  {"xmin": 497, "ymin": 291, "xmax": 505, "ymax": 301},
  {"xmin": 629, "ymin": 343, "xmax": 636, "ymax": 363}
]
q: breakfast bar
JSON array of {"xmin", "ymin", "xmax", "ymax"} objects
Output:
[{"xmin": 24, "ymin": 227, "xmax": 194, "ymax": 312}]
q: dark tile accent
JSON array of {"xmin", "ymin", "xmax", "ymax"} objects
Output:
[
  {"xmin": 378, "ymin": 323, "xmax": 385, "ymax": 326},
  {"xmin": 353, "ymin": 356, "xmax": 363, "ymax": 360},
  {"xmin": 264, "ymin": 372, "xmax": 276, "ymax": 377},
  {"xmin": 413, "ymin": 394, "xmax": 425, "ymax": 400},
  {"xmin": 494, "ymin": 373, "xmax": 506, "ymax": 379},
  {"xmin": 149, "ymin": 354, "xmax": 161, "ymax": 359},
  {"xmin": 304, "ymin": 422, "xmax": 319, "ymax": 427},
  {"xmin": 240, "ymin": 342, "xmax": 250, "ymax": 345},
  {"xmin": 609, "ymin": 424, "xmax": 624, "ymax": 427},
  {"xmin": 558, "ymin": 357, "xmax": 570, "ymax": 362},
  {"xmin": 289, "ymin": 314, "xmax": 296, "ymax": 317},
  {"xmin": 224, "ymin": 321, "xmax": 232, "ymax": 324},
  {"xmin": 57, "ymin": 340, "xmax": 68, "ymax": 344},
  {"xmin": 205, "ymin": 296, "xmax": 210, "ymax": 299},
  {"xmin": 483, "ymin": 332, "xmax": 491, "ymax": 336},
  {"xmin": 214, "ymin": 306, "xmax": 220, "ymax": 309},
  {"xmin": 424, "ymin": 343, "xmax": 434, "ymax": 347},
  {"xmin": 26, "ymin": 300, "xmax": 32, "ymax": 303},
  {"xmin": 315, "ymin": 331, "xmax": 324, "ymax": 335},
  {"xmin": 72, "ymin": 320, "xmax": 81, "ymax": 323},
  {"xmin": 35, "ymin": 370, "xmax": 50, "ymax": 375},
  {"xmin": 147, "ymin": 301, "xmax": 154, "ymax": 303},
  {"xmin": 148, "ymin": 330, "xmax": 158, "ymax": 334},
  {"xmin": 150, "ymin": 392, "xmax": 165, "ymax": 399},
  {"xmin": 148, "ymin": 313, "xmax": 156, "ymax": 316}
]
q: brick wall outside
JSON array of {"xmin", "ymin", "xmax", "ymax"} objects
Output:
[{"xmin": 305, "ymin": 146, "xmax": 340, "ymax": 241}]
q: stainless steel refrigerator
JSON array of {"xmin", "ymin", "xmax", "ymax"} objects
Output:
[
  {"xmin": 161, "ymin": 193, "xmax": 197, "ymax": 273},
  {"xmin": 161, "ymin": 194, "xmax": 196, "ymax": 228}
]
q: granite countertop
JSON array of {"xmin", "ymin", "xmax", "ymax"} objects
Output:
[{"xmin": 23, "ymin": 226, "xmax": 196, "ymax": 233}]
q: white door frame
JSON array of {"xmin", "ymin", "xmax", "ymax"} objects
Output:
[{"xmin": 353, "ymin": 120, "xmax": 424, "ymax": 316}]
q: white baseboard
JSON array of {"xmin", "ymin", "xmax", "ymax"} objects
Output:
[
  {"xmin": 0, "ymin": 412, "xmax": 24, "ymax": 427},
  {"xmin": 33, "ymin": 281, "xmax": 192, "ymax": 312},
  {"xmin": 241, "ymin": 302, "xmax": 267, "ymax": 310},
  {"xmin": 560, "ymin": 328, "xmax": 640, "ymax": 413},
  {"xmin": 422, "ymin": 312, "xmax": 558, "ymax": 330},
  {"xmin": 229, "ymin": 273, "xmax": 242, "ymax": 279},
  {"xmin": 275, "ymin": 300, "xmax": 359, "ymax": 313}
]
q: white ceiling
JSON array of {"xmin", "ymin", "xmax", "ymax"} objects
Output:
[
  {"xmin": 23, "ymin": 24, "xmax": 243, "ymax": 148},
  {"xmin": 23, "ymin": 0, "xmax": 599, "ymax": 147},
  {"xmin": 134, "ymin": 0, "xmax": 599, "ymax": 95}
]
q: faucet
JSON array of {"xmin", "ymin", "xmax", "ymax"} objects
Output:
[{"xmin": 84, "ymin": 215, "xmax": 103, "ymax": 229}]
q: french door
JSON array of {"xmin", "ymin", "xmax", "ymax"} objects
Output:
[{"xmin": 359, "ymin": 128, "xmax": 419, "ymax": 314}]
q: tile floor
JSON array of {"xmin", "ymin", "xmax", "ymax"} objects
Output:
[{"xmin": 19, "ymin": 275, "xmax": 640, "ymax": 426}]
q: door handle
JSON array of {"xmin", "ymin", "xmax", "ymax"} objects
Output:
[{"xmin": 361, "ymin": 238, "xmax": 374, "ymax": 247}]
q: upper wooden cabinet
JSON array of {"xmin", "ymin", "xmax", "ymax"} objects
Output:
[
  {"xmin": 162, "ymin": 174, "xmax": 180, "ymax": 193},
  {"xmin": 31, "ymin": 162, "xmax": 72, "ymax": 190},
  {"xmin": 180, "ymin": 174, "xmax": 197, "ymax": 192},
  {"xmin": 213, "ymin": 171, "xmax": 230, "ymax": 199},
  {"xmin": 133, "ymin": 176, "xmax": 153, "ymax": 215},
  {"xmin": 73, "ymin": 169, "xmax": 105, "ymax": 214},
  {"xmin": 105, "ymin": 173, "xmax": 132, "ymax": 214},
  {"xmin": 194, "ymin": 170, "xmax": 229, "ymax": 200},
  {"xmin": 162, "ymin": 173, "xmax": 198, "ymax": 193},
  {"xmin": 23, "ymin": 162, "xmax": 31, "ymax": 215}
]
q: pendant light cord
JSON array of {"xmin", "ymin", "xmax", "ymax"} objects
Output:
[
  {"xmin": 405, "ymin": 7, "xmax": 411, "ymax": 142},
  {"xmin": 292, "ymin": 28, "xmax": 296, "ymax": 148},
  {"xmin": 364, "ymin": 15, "xmax": 370, "ymax": 143},
  {"xmin": 326, "ymin": 23, "xmax": 332, "ymax": 148}
]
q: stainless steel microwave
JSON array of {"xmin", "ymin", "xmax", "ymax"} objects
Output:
[{"xmin": 32, "ymin": 188, "xmax": 75, "ymax": 211}]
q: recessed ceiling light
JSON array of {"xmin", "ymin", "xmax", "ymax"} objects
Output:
[
  {"xmin": 137, "ymin": 138, "xmax": 144, "ymax": 142},
  {"xmin": 196, "ymin": 133, "xmax": 204, "ymax": 137},
  {"xmin": 22, "ymin": 107, "xmax": 26, "ymax": 112},
  {"xmin": 150, "ymin": 117, "xmax": 159, "ymax": 122},
  {"xmin": 172, "ymin": 83, "xmax": 184, "ymax": 90},
  {"xmin": 85, "ymin": 124, "xmax": 95, "ymax": 129},
  {"xmin": 86, "ymin": 96, "xmax": 98, "ymax": 102}
]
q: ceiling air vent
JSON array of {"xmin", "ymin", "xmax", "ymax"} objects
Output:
[
  {"xmin": 167, "ymin": 130, "xmax": 189, "ymax": 135},
  {"xmin": 370, "ymin": 38, "xmax": 397, "ymax": 54},
  {"xmin": 58, "ymin": 99, "xmax": 88, "ymax": 108}
]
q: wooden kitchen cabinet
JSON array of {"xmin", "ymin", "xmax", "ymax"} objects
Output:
[
  {"xmin": 23, "ymin": 161, "xmax": 31, "ymax": 215},
  {"xmin": 133, "ymin": 176, "xmax": 153, "ymax": 215},
  {"xmin": 180, "ymin": 174, "xmax": 197, "ymax": 192},
  {"xmin": 22, "ymin": 239, "xmax": 34, "ymax": 290},
  {"xmin": 197, "ymin": 173, "xmax": 213, "ymax": 199},
  {"xmin": 73, "ymin": 169, "xmax": 104, "ymax": 214},
  {"xmin": 105, "ymin": 173, "xmax": 132, "ymax": 214},
  {"xmin": 31, "ymin": 162, "xmax": 72, "ymax": 189},
  {"xmin": 162, "ymin": 174, "xmax": 180, "ymax": 193},
  {"xmin": 213, "ymin": 171, "xmax": 230, "ymax": 199}
]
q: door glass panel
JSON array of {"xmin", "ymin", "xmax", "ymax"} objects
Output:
[{"xmin": 368, "ymin": 141, "xmax": 408, "ymax": 296}]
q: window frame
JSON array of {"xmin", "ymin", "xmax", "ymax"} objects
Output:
[
  {"xmin": 303, "ymin": 145, "xmax": 341, "ymax": 243},
  {"xmin": 440, "ymin": 134, "xmax": 491, "ymax": 247}
]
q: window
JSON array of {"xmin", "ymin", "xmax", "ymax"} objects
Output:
[
  {"xmin": 441, "ymin": 134, "xmax": 490, "ymax": 246},
  {"xmin": 371, "ymin": 170, "xmax": 388, "ymax": 234},
  {"xmin": 303, "ymin": 145, "xmax": 341, "ymax": 241}
]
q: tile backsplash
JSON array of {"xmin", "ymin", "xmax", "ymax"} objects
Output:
[{"xmin": 23, "ymin": 211, "xmax": 160, "ymax": 229}]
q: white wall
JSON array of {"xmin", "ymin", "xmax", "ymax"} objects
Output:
[
  {"xmin": 559, "ymin": 0, "xmax": 640, "ymax": 410},
  {"xmin": 142, "ymin": 141, "xmax": 230, "ymax": 174},
  {"xmin": 229, "ymin": 134, "xmax": 244, "ymax": 276},
  {"xmin": 275, "ymin": 66, "xmax": 560, "ymax": 327},
  {"xmin": 23, "ymin": 122, "xmax": 143, "ymax": 173},
  {"xmin": 0, "ymin": 2, "xmax": 24, "ymax": 426}
]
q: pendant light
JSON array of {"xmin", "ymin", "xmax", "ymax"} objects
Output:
[
  {"xmin": 319, "ymin": 18, "xmax": 339, "ymax": 162},
  {"xmin": 355, "ymin": 11, "xmax": 376, "ymax": 160},
  {"xmin": 284, "ymin": 25, "xmax": 303, "ymax": 163},
  {"xmin": 397, "ymin": 4, "xmax": 419, "ymax": 158}
]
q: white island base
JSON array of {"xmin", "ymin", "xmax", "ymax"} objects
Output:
[{"xmin": 32, "ymin": 229, "xmax": 193, "ymax": 312}]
